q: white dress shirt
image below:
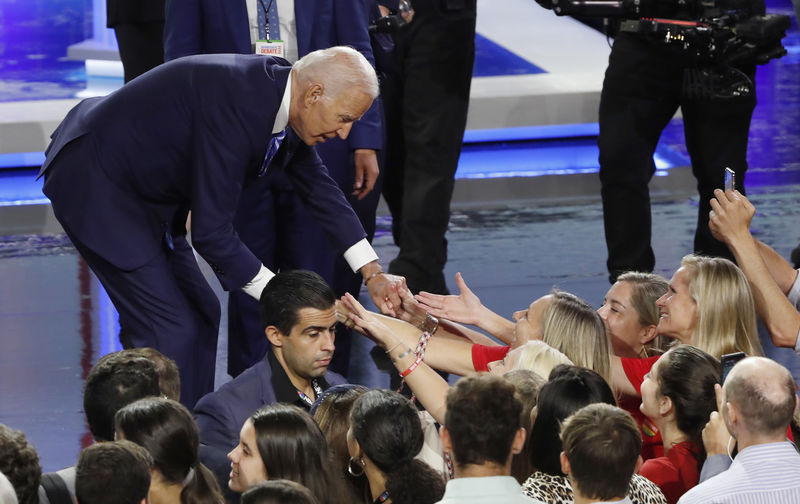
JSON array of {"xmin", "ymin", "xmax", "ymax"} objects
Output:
[
  {"xmin": 246, "ymin": 0, "xmax": 299, "ymax": 62},
  {"xmin": 678, "ymin": 441, "xmax": 800, "ymax": 504},
  {"xmin": 435, "ymin": 476, "xmax": 545, "ymax": 504}
]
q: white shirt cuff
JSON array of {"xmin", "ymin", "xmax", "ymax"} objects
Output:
[
  {"xmin": 343, "ymin": 238, "xmax": 378, "ymax": 273},
  {"xmin": 242, "ymin": 265, "xmax": 276, "ymax": 300}
]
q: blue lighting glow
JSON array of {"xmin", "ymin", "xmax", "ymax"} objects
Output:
[
  {"xmin": 456, "ymin": 138, "xmax": 689, "ymax": 179},
  {"xmin": 0, "ymin": 171, "xmax": 47, "ymax": 206},
  {"xmin": 464, "ymin": 124, "xmax": 600, "ymax": 143},
  {"xmin": 0, "ymin": 152, "xmax": 45, "ymax": 169},
  {"xmin": 97, "ymin": 278, "xmax": 122, "ymax": 357}
]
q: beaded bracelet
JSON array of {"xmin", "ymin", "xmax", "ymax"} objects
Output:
[
  {"xmin": 395, "ymin": 331, "xmax": 432, "ymax": 393},
  {"xmin": 399, "ymin": 354, "xmax": 423, "ymax": 378},
  {"xmin": 414, "ymin": 331, "xmax": 432, "ymax": 357}
]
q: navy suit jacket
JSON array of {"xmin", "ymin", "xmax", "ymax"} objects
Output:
[
  {"xmin": 193, "ymin": 354, "xmax": 347, "ymax": 452},
  {"xmin": 164, "ymin": 0, "xmax": 381, "ymax": 151},
  {"xmin": 39, "ymin": 55, "xmax": 367, "ymax": 290}
]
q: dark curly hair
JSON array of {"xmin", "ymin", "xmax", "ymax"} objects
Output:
[
  {"xmin": 0, "ymin": 424, "xmax": 41, "ymax": 504},
  {"xmin": 445, "ymin": 374, "xmax": 523, "ymax": 468},
  {"xmin": 83, "ymin": 351, "xmax": 160, "ymax": 442},
  {"xmin": 351, "ymin": 389, "xmax": 445, "ymax": 504}
]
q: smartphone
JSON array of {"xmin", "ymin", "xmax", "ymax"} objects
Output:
[
  {"xmin": 721, "ymin": 351, "xmax": 745, "ymax": 383},
  {"xmin": 724, "ymin": 167, "xmax": 736, "ymax": 192}
]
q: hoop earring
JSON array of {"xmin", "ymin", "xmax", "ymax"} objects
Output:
[{"xmin": 347, "ymin": 456, "xmax": 365, "ymax": 477}]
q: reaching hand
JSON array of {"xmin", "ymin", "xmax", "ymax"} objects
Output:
[
  {"xmin": 709, "ymin": 189, "xmax": 755, "ymax": 246},
  {"xmin": 366, "ymin": 272, "xmax": 406, "ymax": 317},
  {"xmin": 340, "ymin": 293, "xmax": 395, "ymax": 347},
  {"xmin": 394, "ymin": 285, "xmax": 429, "ymax": 326},
  {"xmin": 415, "ymin": 272, "xmax": 484, "ymax": 325},
  {"xmin": 702, "ymin": 383, "xmax": 734, "ymax": 456}
]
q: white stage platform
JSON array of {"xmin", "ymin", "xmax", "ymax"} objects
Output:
[{"xmin": 0, "ymin": 0, "xmax": 612, "ymax": 156}]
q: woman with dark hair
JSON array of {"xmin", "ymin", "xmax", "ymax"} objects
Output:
[
  {"xmin": 347, "ymin": 389, "xmax": 445, "ymax": 504},
  {"xmin": 311, "ymin": 384, "xmax": 371, "ymax": 504},
  {"xmin": 114, "ymin": 397, "xmax": 225, "ymax": 504},
  {"xmin": 228, "ymin": 404, "xmax": 342, "ymax": 504},
  {"xmin": 522, "ymin": 366, "xmax": 666, "ymax": 504},
  {"xmin": 638, "ymin": 345, "xmax": 719, "ymax": 504}
]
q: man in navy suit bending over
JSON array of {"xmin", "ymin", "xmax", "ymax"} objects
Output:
[{"xmin": 38, "ymin": 46, "xmax": 401, "ymax": 408}]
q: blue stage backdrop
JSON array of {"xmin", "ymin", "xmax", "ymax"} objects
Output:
[{"xmin": 0, "ymin": 0, "xmax": 92, "ymax": 101}]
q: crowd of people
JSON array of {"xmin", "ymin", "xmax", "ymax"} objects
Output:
[
  {"xmin": 3, "ymin": 188, "xmax": 800, "ymax": 504},
  {"xmin": 7, "ymin": 0, "xmax": 800, "ymax": 503}
]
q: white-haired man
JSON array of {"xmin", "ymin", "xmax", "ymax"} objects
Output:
[{"xmin": 38, "ymin": 46, "xmax": 402, "ymax": 407}]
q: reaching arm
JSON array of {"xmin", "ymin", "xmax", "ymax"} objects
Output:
[
  {"xmin": 394, "ymin": 284, "xmax": 502, "ymax": 347},
  {"xmin": 341, "ymin": 293, "xmax": 451, "ymax": 424},
  {"xmin": 756, "ymin": 239, "xmax": 799, "ymax": 295},
  {"xmin": 415, "ymin": 272, "xmax": 516, "ymax": 344},
  {"xmin": 709, "ymin": 189, "xmax": 800, "ymax": 348},
  {"xmin": 337, "ymin": 297, "xmax": 479, "ymax": 377}
]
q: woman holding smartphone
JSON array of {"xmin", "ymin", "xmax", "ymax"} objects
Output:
[{"xmin": 637, "ymin": 345, "xmax": 719, "ymax": 504}]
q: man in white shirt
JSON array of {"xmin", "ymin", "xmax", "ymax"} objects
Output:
[{"xmin": 436, "ymin": 375, "xmax": 544, "ymax": 504}]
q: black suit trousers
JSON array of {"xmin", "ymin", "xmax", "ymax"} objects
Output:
[
  {"xmin": 598, "ymin": 33, "xmax": 756, "ymax": 282},
  {"xmin": 382, "ymin": 0, "xmax": 477, "ymax": 294}
]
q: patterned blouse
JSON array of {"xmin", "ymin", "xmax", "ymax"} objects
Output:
[{"xmin": 522, "ymin": 471, "xmax": 667, "ymax": 504}]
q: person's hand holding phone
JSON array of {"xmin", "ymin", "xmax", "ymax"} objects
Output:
[
  {"xmin": 709, "ymin": 189, "xmax": 756, "ymax": 246},
  {"xmin": 702, "ymin": 383, "xmax": 734, "ymax": 457}
]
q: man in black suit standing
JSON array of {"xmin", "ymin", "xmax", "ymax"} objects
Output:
[
  {"xmin": 107, "ymin": 0, "xmax": 165, "ymax": 82},
  {"xmin": 381, "ymin": 0, "xmax": 477, "ymax": 295}
]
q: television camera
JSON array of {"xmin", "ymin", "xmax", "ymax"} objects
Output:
[{"xmin": 535, "ymin": 0, "xmax": 791, "ymax": 98}]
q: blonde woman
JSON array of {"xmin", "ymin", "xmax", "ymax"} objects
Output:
[
  {"xmin": 490, "ymin": 340, "xmax": 574, "ymax": 377},
  {"xmin": 609, "ymin": 255, "xmax": 763, "ymax": 463},
  {"xmin": 349, "ymin": 288, "xmax": 612, "ymax": 387},
  {"xmin": 614, "ymin": 255, "xmax": 763, "ymax": 399},
  {"xmin": 598, "ymin": 272, "xmax": 669, "ymax": 359}
]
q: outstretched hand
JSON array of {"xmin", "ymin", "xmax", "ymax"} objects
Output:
[
  {"xmin": 415, "ymin": 272, "xmax": 483, "ymax": 325},
  {"xmin": 393, "ymin": 285, "xmax": 429, "ymax": 326},
  {"xmin": 340, "ymin": 293, "xmax": 395, "ymax": 348}
]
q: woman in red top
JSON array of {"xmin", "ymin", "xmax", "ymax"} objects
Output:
[
  {"xmin": 598, "ymin": 272, "xmax": 669, "ymax": 460},
  {"xmin": 419, "ymin": 271, "xmax": 670, "ymax": 458},
  {"xmin": 614, "ymin": 254, "xmax": 763, "ymax": 392},
  {"xmin": 638, "ymin": 345, "xmax": 719, "ymax": 504}
]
